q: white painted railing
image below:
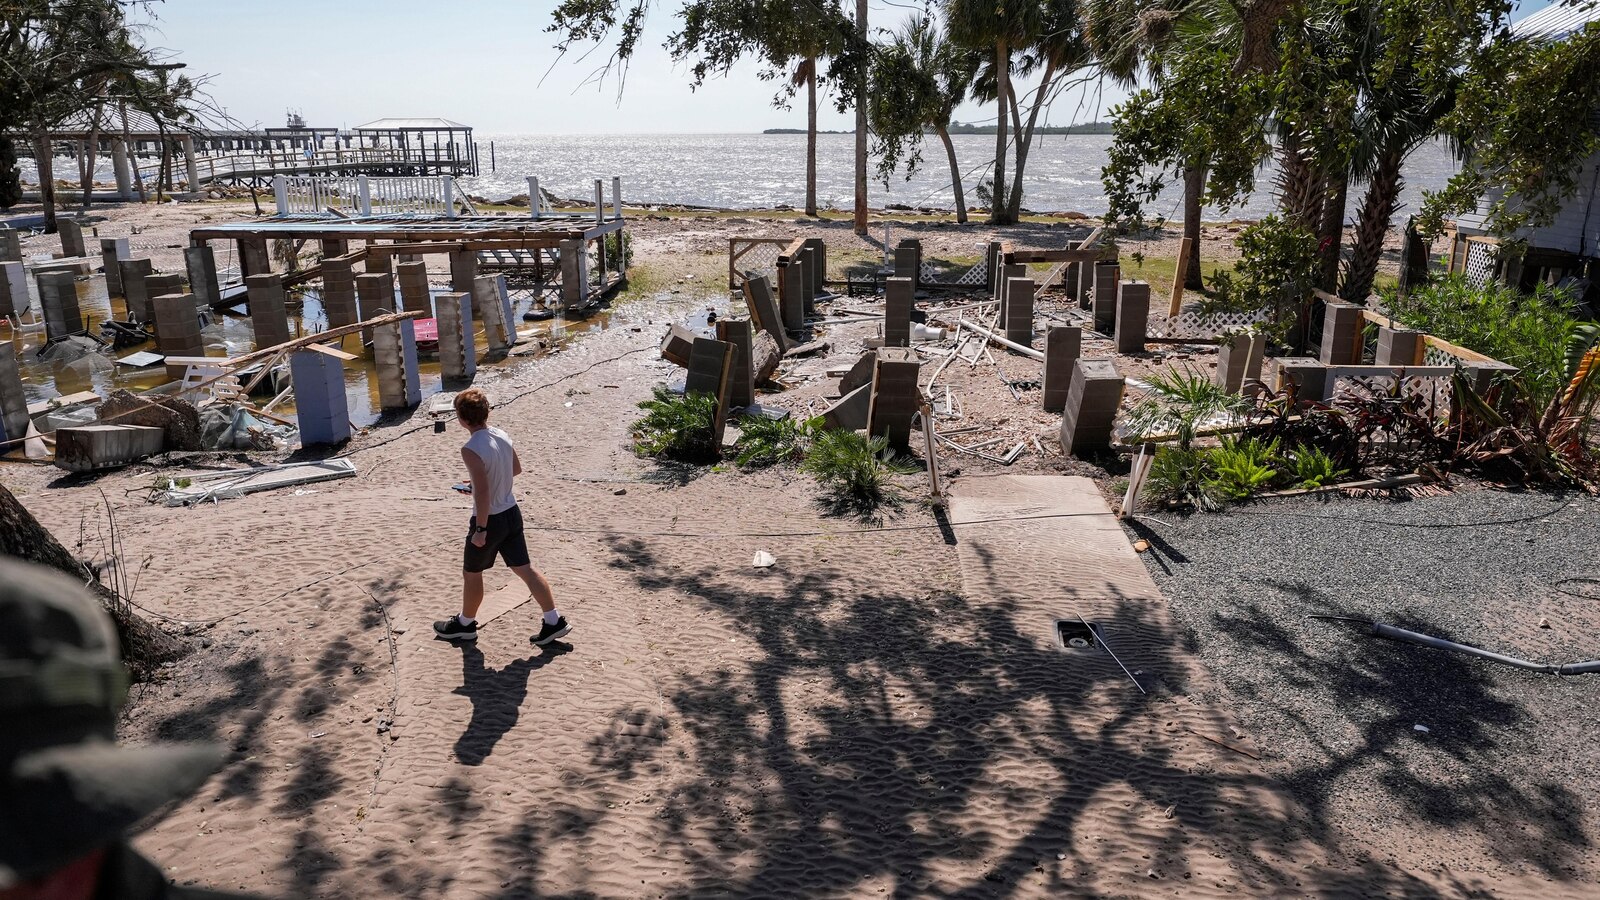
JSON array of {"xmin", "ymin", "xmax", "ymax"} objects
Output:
[{"xmin": 272, "ymin": 174, "xmax": 475, "ymax": 219}]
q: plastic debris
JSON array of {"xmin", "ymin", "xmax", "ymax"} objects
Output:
[{"xmin": 752, "ymin": 550, "xmax": 776, "ymax": 568}]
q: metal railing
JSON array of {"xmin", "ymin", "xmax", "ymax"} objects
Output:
[{"xmin": 272, "ymin": 174, "xmax": 475, "ymax": 219}]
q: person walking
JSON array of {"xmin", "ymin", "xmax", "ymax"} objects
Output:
[
  {"xmin": 0, "ymin": 557, "xmax": 273, "ymax": 899},
  {"xmin": 433, "ymin": 388, "xmax": 570, "ymax": 646}
]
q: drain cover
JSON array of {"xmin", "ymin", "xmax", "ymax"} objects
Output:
[{"xmin": 1055, "ymin": 619, "xmax": 1098, "ymax": 650}]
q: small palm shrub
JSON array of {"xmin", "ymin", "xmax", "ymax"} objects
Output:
[
  {"xmin": 1204, "ymin": 435, "xmax": 1280, "ymax": 501},
  {"xmin": 801, "ymin": 429, "xmax": 914, "ymax": 517},
  {"xmin": 631, "ymin": 388, "xmax": 720, "ymax": 463},
  {"xmin": 1287, "ymin": 444, "xmax": 1347, "ymax": 488},
  {"xmin": 1146, "ymin": 446, "xmax": 1216, "ymax": 510},
  {"xmin": 1124, "ymin": 365, "xmax": 1254, "ymax": 449},
  {"xmin": 733, "ymin": 414, "xmax": 817, "ymax": 468}
]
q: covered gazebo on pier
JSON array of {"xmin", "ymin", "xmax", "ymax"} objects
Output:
[{"xmin": 352, "ymin": 118, "xmax": 479, "ymax": 177}]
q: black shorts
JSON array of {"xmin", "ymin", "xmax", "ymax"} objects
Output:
[{"xmin": 463, "ymin": 505, "xmax": 531, "ymax": 573}]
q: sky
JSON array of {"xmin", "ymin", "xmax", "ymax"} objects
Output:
[{"xmin": 140, "ymin": 0, "xmax": 1556, "ymax": 136}]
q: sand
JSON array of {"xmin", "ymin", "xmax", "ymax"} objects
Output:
[{"xmin": 2, "ymin": 201, "xmax": 1592, "ymax": 897}]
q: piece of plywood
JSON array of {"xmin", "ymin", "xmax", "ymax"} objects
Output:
[{"xmin": 306, "ymin": 342, "xmax": 360, "ymax": 361}]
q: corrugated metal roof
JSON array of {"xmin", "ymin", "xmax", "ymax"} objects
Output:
[
  {"xmin": 353, "ymin": 117, "xmax": 471, "ymax": 131},
  {"xmin": 48, "ymin": 106, "xmax": 202, "ymax": 136},
  {"xmin": 1512, "ymin": 2, "xmax": 1600, "ymax": 40}
]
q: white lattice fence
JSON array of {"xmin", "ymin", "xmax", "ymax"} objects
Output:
[
  {"xmin": 1150, "ymin": 308, "xmax": 1271, "ymax": 341},
  {"xmin": 1326, "ymin": 365, "xmax": 1457, "ymax": 419},
  {"xmin": 920, "ymin": 259, "xmax": 988, "ymax": 287},
  {"xmin": 729, "ymin": 238, "xmax": 788, "ymax": 290},
  {"xmin": 1463, "ymin": 240, "xmax": 1497, "ymax": 287}
]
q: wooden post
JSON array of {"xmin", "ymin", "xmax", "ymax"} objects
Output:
[{"xmin": 1169, "ymin": 236, "xmax": 1192, "ymax": 318}]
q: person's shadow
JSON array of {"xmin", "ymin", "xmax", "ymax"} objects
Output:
[{"xmin": 452, "ymin": 640, "xmax": 572, "ymax": 766}]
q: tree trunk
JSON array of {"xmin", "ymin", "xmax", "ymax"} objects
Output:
[
  {"xmin": 938, "ymin": 125, "xmax": 967, "ymax": 224},
  {"xmin": 35, "ymin": 132, "xmax": 58, "ymax": 234},
  {"xmin": 805, "ymin": 58, "xmax": 818, "ymax": 218},
  {"xmin": 853, "ymin": 0, "xmax": 869, "ymax": 235},
  {"xmin": 81, "ymin": 131, "xmax": 100, "ymax": 211},
  {"xmin": 1316, "ymin": 170, "xmax": 1348, "ymax": 292},
  {"xmin": 1276, "ymin": 135, "xmax": 1320, "ymax": 231},
  {"xmin": 1182, "ymin": 162, "xmax": 1205, "ymax": 288},
  {"xmin": 0, "ymin": 136, "xmax": 21, "ymax": 210},
  {"xmin": 990, "ymin": 40, "xmax": 1012, "ymax": 226},
  {"xmin": 1006, "ymin": 63, "xmax": 1055, "ymax": 220},
  {"xmin": 1341, "ymin": 148, "xmax": 1403, "ymax": 303},
  {"xmin": 0, "ymin": 483, "xmax": 184, "ymax": 678}
]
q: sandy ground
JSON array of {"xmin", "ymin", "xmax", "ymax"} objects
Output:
[{"xmin": 3, "ymin": 200, "xmax": 1591, "ymax": 898}]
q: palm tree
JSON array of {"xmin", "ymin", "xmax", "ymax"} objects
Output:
[
  {"xmin": 869, "ymin": 16, "xmax": 981, "ymax": 222},
  {"xmin": 669, "ymin": 0, "xmax": 850, "ymax": 217},
  {"xmin": 946, "ymin": 0, "xmax": 1044, "ymax": 226}
]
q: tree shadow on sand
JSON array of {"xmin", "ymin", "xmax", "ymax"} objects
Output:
[{"xmin": 474, "ymin": 533, "xmax": 1494, "ymax": 899}]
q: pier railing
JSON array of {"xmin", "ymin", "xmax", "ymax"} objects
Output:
[{"xmin": 272, "ymin": 174, "xmax": 476, "ymax": 219}]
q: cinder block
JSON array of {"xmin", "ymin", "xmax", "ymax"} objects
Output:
[
  {"xmin": 884, "ymin": 276, "xmax": 914, "ymax": 347},
  {"xmin": 1374, "ymin": 326, "xmax": 1423, "ymax": 366},
  {"xmin": 1216, "ymin": 333, "xmax": 1253, "ymax": 393},
  {"xmin": 867, "ymin": 346, "xmax": 921, "ymax": 449},
  {"xmin": 802, "ymin": 237, "xmax": 828, "ymax": 297},
  {"xmin": 0, "ymin": 261, "xmax": 26, "ymax": 320},
  {"xmin": 365, "ymin": 242, "xmax": 392, "ymax": 274},
  {"xmin": 995, "ymin": 263, "xmax": 1025, "ymax": 329},
  {"xmin": 36, "ymin": 271, "xmax": 82, "ymax": 339},
  {"xmin": 1461, "ymin": 360, "xmax": 1520, "ymax": 398},
  {"xmin": 741, "ymin": 274, "xmax": 788, "ymax": 351},
  {"xmin": 685, "ymin": 336, "xmax": 735, "ymax": 443},
  {"xmin": 1005, "ymin": 276, "xmax": 1036, "ymax": 347},
  {"xmin": 893, "ymin": 239, "xmax": 921, "ymax": 292},
  {"xmin": 840, "ymin": 350, "xmax": 878, "ymax": 396},
  {"xmin": 246, "ymin": 274, "xmax": 292, "ymax": 350},
  {"xmin": 1043, "ymin": 326, "xmax": 1082, "ymax": 413},
  {"xmin": 0, "ymin": 344, "xmax": 30, "ymax": 444},
  {"xmin": 58, "ymin": 218, "xmax": 86, "ymax": 258},
  {"xmin": 184, "ymin": 245, "xmax": 222, "ymax": 309},
  {"xmin": 1114, "ymin": 281, "xmax": 1150, "ymax": 353},
  {"xmin": 117, "ymin": 259, "xmax": 154, "ymax": 322},
  {"xmin": 238, "ymin": 237, "xmax": 270, "ymax": 278},
  {"xmin": 799, "ymin": 247, "xmax": 817, "ymax": 315},
  {"xmin": 372, "ymin": 318, "xmax": 421, "ymax": 410},
  {"xmin": 660, "ymin": 324, "xmax": 697, "ymax": 368},
  {"xmin": 1275, "ymin": 357, "xmax": 1329, "ymax": 403},
  {"xmin": 984, "ymin": 241, "xmax": 1003, "ymax": 295},
  {"xmin": 321, "ymin": 258, "xmax": 359, "ymax": 330},
  {"xmin": 0, "ymin": 227, "xmax": 20, "ymax": 263},
  {"xmin": 472, "ymin": 274, "xmax": 514, "ymax": 353},
  {"xmin": 320, "ymin": 239, "xmax": 348, "ymax": 259},
  {"xmin": 152, "ymin": 293, "xmax": 204, "ymax": 379},
  {"xmin": 716, "ymin": 318, "xmax": 755, "ymax": 409},
  {"xmin": 100, "ymin": 238, "xmax": 130, "ymax": 295},
  {"xmin": 143, "ymin": 273, "xmax": 184, "ymax": 307},
  {"xmin": 53, "ymin": 425, "xmax": 164, "ymax": 473},
  {"xmin": 1319, "ymin": 300, "xmax": 1364, "ymax": 365},
  {"xmin": 435, "ymin": 292, "xmax": 476, "ymax": 381},
  {"xmin": 1077, "ymin": 256, "xmax": 1095, "ymax": 310},
  {"xmin": 1092, "ymin": 261, "xmax": 1121, "ymax": 334},
  {"xmin": 822, "ymin": 384, "xmax": 870, "ymax": 431},
  {"xmin": 396, "ymin": 261, "xmax": 431, "ymax": 315},
  {"xmin": 1059, "ymin": 358, "xmax": 1125, "ymax": 457},
  {"xmin": 450, "ymin": 249, "xmax": 478, "ymax": 293},
  {"xmin": 559, "ymin": 239, "xmax": 587, "ymax": 308},
  {"xmin": 779, "ymin": 261, "xmax": 805, "ymax": 332},
  {"xmin": 289, "ymin": 349, "xmax": 351, "ymax": 446}
]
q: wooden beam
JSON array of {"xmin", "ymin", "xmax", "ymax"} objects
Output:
[{"xmin": 1169, "ymin": 236, "xmax": 1193, "ymax": 317}]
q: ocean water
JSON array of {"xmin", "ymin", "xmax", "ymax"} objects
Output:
[
  {"xmin": 23, "ymin": 131, "xmax": 1460, "ymax": 221},
  {"xmin": 461, "ymin": 132, "xmax": 1460, "ymax": 221}
]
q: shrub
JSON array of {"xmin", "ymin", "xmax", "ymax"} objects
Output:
[
  {"xmin": 801, "ymin": 429, "xmax": 914, "ymax": 517},
  {"xmin": 732, "ymin": 414, "xmax": 816, "ymax": 468},
  {"xmin": 1202, "ymin": 215, "xmax": 1319, "ymax": 343},
  {"xmin": 1286, "ymin": 444, "xmax": 1347, "ymax": 488},
  {"xmin": 1145, "ymin": 445, "xmax": 1216, "ymax": 510},
  {"xmin": 1123, "ymin": 365, "xmax": 1253, "ymax": 450},
  {"xmin": 1381, "ymin": 275, "xmax": 1577, "ymax": 408},
  {"xmin": 1203, "ymin": 435, "xmax": 1281, "ymax": 501},
  {"xmin": 631, "ymin": 388, "xmax": 719, "ymax": 462}
]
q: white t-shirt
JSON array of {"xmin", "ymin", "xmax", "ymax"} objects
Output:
[{"xmin": 463, "ymin": 426, "xmax": 518, "ymax": 515}]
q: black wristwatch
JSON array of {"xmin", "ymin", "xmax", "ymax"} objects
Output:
[{"xmin": 471, "ymin": 524, "xmax": 488, "ymax": 534}]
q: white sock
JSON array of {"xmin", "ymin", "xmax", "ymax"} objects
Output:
[
  {"xmin": 543, "ymin": 610, "xmax": 560, "ymax": 625},
  {"xmin": 457, "ymin": 615, "xmax": 476, "ymax": 626}
]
